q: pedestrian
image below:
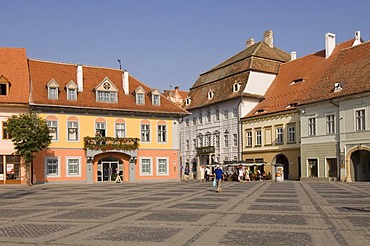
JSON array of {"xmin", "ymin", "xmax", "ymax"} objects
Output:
[
  {"xmin": 205, "ymin": 166, "xmax": 210, "ymax": 182},
  {"xmin": 184, "ymin": 167, "xmax": 190, "ymax": 183},
  {"xmin": 214, "ymin": 165, "xmax": 224, "ymax": 193},
  {"xmin": 115, "ymin": 168, "xmax": 122, "ymax": 183},
  {"xmin": 245, "ymin": 168, "xmax": 251, "ymax": 182},
  {"xmin": 200, "ymin": 165, "xmax": 205, "ymax": 182},
  {"xmin": 238, "ymin": 167, "xmax": 244, "ymax": 182}
]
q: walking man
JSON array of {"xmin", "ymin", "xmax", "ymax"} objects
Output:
[{"xmin": 214, "ymin": 165, "xmax": 224, "ymax": 193}]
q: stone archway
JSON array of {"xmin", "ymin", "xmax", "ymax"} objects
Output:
[{"xmin": 346, "ymin": 145, "xmax": 370, "ymax": 182}]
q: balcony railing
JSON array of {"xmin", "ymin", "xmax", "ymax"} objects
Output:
[{"xmin": 83, "ymin": 136, "xmax": 140, "ymax": 151}]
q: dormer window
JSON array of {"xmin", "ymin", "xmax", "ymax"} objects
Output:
[
  {"xmin": 185, "ymin": 97, "xmax": 191, "ymax": 105},
  {"xmin": 150, "ymin": 89, "xmax": 161, "ymax": 106},
  {"xmin": 134, "ymin": 86, "xmax": 146, "ymax": 105},
  {"xmin": 47, "ymin": 79, "xmax": 60, "ymax": 100},
  {"xmin": 208, "ymin": 90, "xmax": 214, "ymax": 100},
  {"xmin": 66, "ymin": 81, "xmax": 78, "ymax": 101},
  {"xmin": 286, "ymin": 103, "xmax": 297, "ymax": 108},
  {"xmin": 254, "ymin": 109, "xmax": 266, "ymax": 115},
  {"xmin": 0, "ymin": 75, "xmax": 10, "ymax": 96},
  {"xmin": 233, "ymin": 82, "xmax": 241, "ymax": 92},
  {"xmin": 95, "ymin": 77, "xmax": 118, "ymax": 103}
]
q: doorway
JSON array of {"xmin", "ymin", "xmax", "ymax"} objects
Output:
[
  {"xmin": 276, "ymin": 154, "xmax": 289, "ymax": 180},
  {"xmin": 97, "ymin": 157, "xmax": 123, "ymax": 182},
  {"xmin": 350, "ymin": 150, "xmax": 370, "ymax": 181}
]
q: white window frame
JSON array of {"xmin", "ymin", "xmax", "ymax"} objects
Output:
[
  {"xmin": 206, "ymin": 111, "xmax": 211, "ymax": 123},
  {"xmin": 224, "ymin": 110, "xmax": 229, "ymax": 119},
  {"xmin": 48, "ymin": 87, "xmax": 58, "ymax": 99},
  {"xmin": 276, "ymin": 127, "xmax": 283, "ymax": 144},
  {"xmin": 224, "ymin": 134, "xmax": 229, "ymax": 147},
  {"xmin": 308, "ymin": 117, "xmax": 316, "ymax": 136},
  {"xmin": 45, "ymin": 156, "xmax": 61, "ymax": 178},
  {"xmin": 326, "ymin": 114, "xmax": 335, "ymax": 134},
  {"xmin": 67, "ymin": 88, "xmax": 77, "ymax": 100},
  {"xmin": 156, "ymin": 157, "xmax": 169, "ymax": 175},
  {"xmin": 115, "ymin": 122, "xmax": 126, "ymax": 138},
  {"xmin": 232, "ymin": 108, "xmax": 238, "ymax": 118},
  {"xmin": 67, "ymin": 121, "xmax": 79, "ymax": 141},
  {"xmin": 256, "ymin": 129, "xmax": 262, "ymax": 146},
  {"xmin": 246, "ymin": 130, "xmax": 252, "ymax": 147},
  {"xmin": 233, "ymin": 134, "xmax": 238, "ymax": 147},
  {"xmin": 355, "ymin": 108, "xmax": 365, "ymax": 131},
  {"xmin": 186, "ymin": 140, "xmax": 190, "ymax": 151},
  {"xmin": 157, "ymin": 124, "xmax": 167, "ymax": 143},
  {"xmin": 141, "ymin": 124, "xmax": 150, "ymax": 142},
  {"xmin": 287, "ymin": 125, "xmax": 295, "ymax": 143},
  {"xmin": 215, "ymin": 109, "xmax": 220, "ymax": 121},
  {"xmin": 152, "ymin": 94, "xmax": 160, "ymax": 106},
  {"xmin": 66, "ymin": 156, "xmax": 82, "ymax": 177},
  {"xmin": 95, "ymin": 122, "xmax": 106, "ymax": 137},
  {"xmin": 140, "ymin": 157, "xmax": 152, "ymax": 176},
  {"xmin": 136, "ymin": 93, "xmax": 145, "ymax": 105},
  {"xmin": 96, "ymin": 91, "xmax": 117, "ymax": 103},
  {"xmin": 47, "ymin": 120, "xmax": 58, "ymax": 141}
]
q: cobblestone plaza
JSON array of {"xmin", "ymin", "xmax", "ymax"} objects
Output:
[{"xmin": 0, "ymin": 181, "xmax": 369, "ymax": 245}]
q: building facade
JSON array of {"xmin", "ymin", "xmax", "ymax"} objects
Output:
[{"xmin": 181, "ymin": 30, "xmax": 290, "ymax": 178}]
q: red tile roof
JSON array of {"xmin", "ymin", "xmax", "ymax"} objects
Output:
[
  {"xmin": 185, "ymin": 41, "xmax": 290, "ymax": 110},
  {"xmin": 243, "ymin": 39, "xmax": 356, "ymax": 118},
  {"xmin": 0, "ymin": 48, "xmax": 29, "ymax": 104},
  {"xmin": 28, "ymin": 59, "xmax": 188, "ymax": 115}
]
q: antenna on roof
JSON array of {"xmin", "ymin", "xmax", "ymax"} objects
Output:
[
  {"xmin": 170, "ymin": 83, "xmax": 173, "ymax": 89},
  {"xmin": 117, "ymin": 59, "xmax": 122, "ymax": 70}
]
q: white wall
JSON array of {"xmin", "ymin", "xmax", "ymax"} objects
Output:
[{"xmin": 243, "ymin": 71, "xmax": 276, "ymax": 96}]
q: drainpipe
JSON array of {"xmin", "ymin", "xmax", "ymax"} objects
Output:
[{"xmin": 329, "ymin": 100, "xmax": 341, "ymax": 181}]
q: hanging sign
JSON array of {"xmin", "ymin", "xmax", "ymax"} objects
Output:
[{"xmin": 6, "ymin": 164, "xmax": 14, "ymax": 174}]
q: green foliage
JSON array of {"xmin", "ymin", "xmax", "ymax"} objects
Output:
[{"xmin": 7, "ymin": 112, "xmax": 52, "ymax": 165}]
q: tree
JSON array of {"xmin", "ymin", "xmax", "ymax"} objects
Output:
[{"xmin": 7, "ymin": 112, "xmax": 51, "ymax": 185}]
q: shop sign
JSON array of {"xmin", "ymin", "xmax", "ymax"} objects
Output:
[{"xmin": 6, "ymin": 164, "xmax": 14, "ymax": 174}]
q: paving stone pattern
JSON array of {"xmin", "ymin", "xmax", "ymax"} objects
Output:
[{"xmin": 0, "ymin": 181, "xmax": 369, "ymax": 245}]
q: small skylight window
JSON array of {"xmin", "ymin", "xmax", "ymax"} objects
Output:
[
  {"xmin": 290, "ymin": 78, "xmax": 304, "ymax": 85},
  {"xmin": 185, "ymin": 97, "xmax": 191, "ymax": 105},
  {"xmin": 233, "ymin": 82, "xmax": 241, "ymax": 92},
  {"xmin": 334, "ymin": 82, "xmax": 343, "ymax": 92},
  {"xmin": 208, "ymin": 90, "xmax": 214, "ymax": 100},
  {"xmin": 254, "ymin": 109, "xmax": 266, "ymax": 115},
  {"xmin": 286, "ymin": 103, "xmax": 297, "ymax": 108}
]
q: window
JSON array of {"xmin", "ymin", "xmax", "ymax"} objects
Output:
[
  {"xmin": 287, "ymin": 125, "xmax": 295, "ymax": 143},
  {"xmin": 308, "ymin": 118, "xmax": 316, "ymax": 136},
  {"xmin": 185, "ymin": 118, "xmax": 189, "ymax": 126},
  {"xmin": 199, "ymin": 113, "xmax": 203, "ymax": 124},
  {"xmin": 47, "ymin": 120, "xmax": 58, "ymax": 140},
  {"xmin": 256, "ymin": 129, "xmax": 262, "ymax": 146},
  {"xmin": 141, "ymin": 124, "xmax": 150, "ymax": 142},
  {"xmin": 95, "ymin": 122, "xmax": 106, "ymax": 137},
  {"xmin": 224, "ymin": 134, "xmax": 229, "ymax": 147},
  {"xmin": 192, "ymin": 117, "xmax": 196, "ymax": 125},
  {"xmin": 326, "ymin": 114, "xmax": 335, "ymax": 134},
  {"xmin": 206, "ymin": 111, "xmax": 211, "ymax": 123},
  {"xmin": 224, "ymin": 110, "xmax": 229, "ymax": 119},
  {"xmin": 205, "ymin": 133, "xmax": 211, "ymax": 146},
  {"xmin": 215, "ymin": 134, "xmax": 220, "ymax": 148},
  {"xmin": 276, "ymin": 127, "xmax": 283, "ymax": 144},
  {"xmin": 0, "ymin": 83, "xmax": 8, "ymax": 95},
  {"xmin": 115, "ymin": 123, "xmax": 126, "ymax": 138},
  {"xmin": 2, "ymin": 122, "xmax": 10, "ymax": 140},
  {"xmin": 233, "ymin": 83, "xmax": 241, "ymax": 92},
  {"xmin": 67, "ymin": 88, "xmax": 77, "ymax": 100},
  {"xmin": 232, "ymin": 108, "xmax": 238, "ymax": 118},
  {"xmin": 140, "ymin": 158, "xmax": 152, "ymax": 175},
  {"xmin": 186, "ymin": 97, "xmax": 191, "ymax": 105},
  {"xmin": 67, "ymin": 158, "xmax": 80, "ymax": 176},
  {"xmin": 48, "ymin": 87, "xmax": 58, "ymax": 99},
  {"xmin": 67, "ymin": 121, "xmax": 78, "ymax": 141},
  {"xmin": 356, "ymin": 109, "xmax": 365, "ymax": 131},
  {"xmin": 192, "ymin": 139, "xmax": 196, "ymax": 149},
  {"xmin": 197, "ymin": 134, "xmax": 203, "ymax": 147},
  {"xmin": 97, "ymin": 91, "xmax": 117, "ymax": 102},
  {"xmin": 152, "ymin": 94, "xmax": 160, "ymax": 106},
  {"xmin": 246, "ymin": 130, "xmax": 252, "ymax": 147},
  {"xmin": 46, "ymin": 157, "xmax": 60, "ymax": 177},
  {"xmin": 233, "ymin": 134, "xmax": 238, "ymax": 147},
  {"xmin": 208, "ymin": 91, "xmax": 214, "ymax": 99},
  {"xmin": 158, "ymin": 125, "xmax": 167, "ymax": 142},
  {"xmin": 186, "ymin": 140, "xmax": 190, "ymax": 151},
  {"xmin": 157, "ymin": 158, "xmax": 168, "ymax": 175},
  {"xmin": 215, "ymin": 109, "xmax": 220, "ymax": 121},
  {"xmin": 136, "ymin": 93, "xmax": 145, "ymax": 105}
]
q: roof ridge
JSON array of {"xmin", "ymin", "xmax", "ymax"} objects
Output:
[{"xmin": 28, "ymin": 58, "xmax": 122, "ymax": 71}]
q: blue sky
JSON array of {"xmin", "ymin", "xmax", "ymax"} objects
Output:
[{"xmin": 1, "ymin": 0, "xmax": 369, "ymax": 92}]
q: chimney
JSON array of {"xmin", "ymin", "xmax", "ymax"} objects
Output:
[
  {"xmin": 290, "ymin": 51, "xmax": 297, "ymax": 60},
  {"xmin": 325, "ymin": 32, "xmax": 336, "ymax": 58},
  {"xmin": 263, "ymin": 30, "xmax": 273, "ymax": 48},
  {"xmin": 77, "ymin": 65, "xmax": 83, "ymax": 92},
  {"xmin": 175, "ymin": 86, "xmax": 179, "ymax": 91},
  {"xmin": 353, "ymin": 31, "xmax": 361, "ymax": 46},
  {"xmin": 122, "ymin": 70, "xmax": 129, "ymax": 95},
  {"xmin": 246, "ymin": 38, "xmax": 255, "ymax": 48}
]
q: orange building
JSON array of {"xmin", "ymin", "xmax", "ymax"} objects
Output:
[{"xmin": 0, "ymin": 48, "xmax": 188, "ymax": 184}]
